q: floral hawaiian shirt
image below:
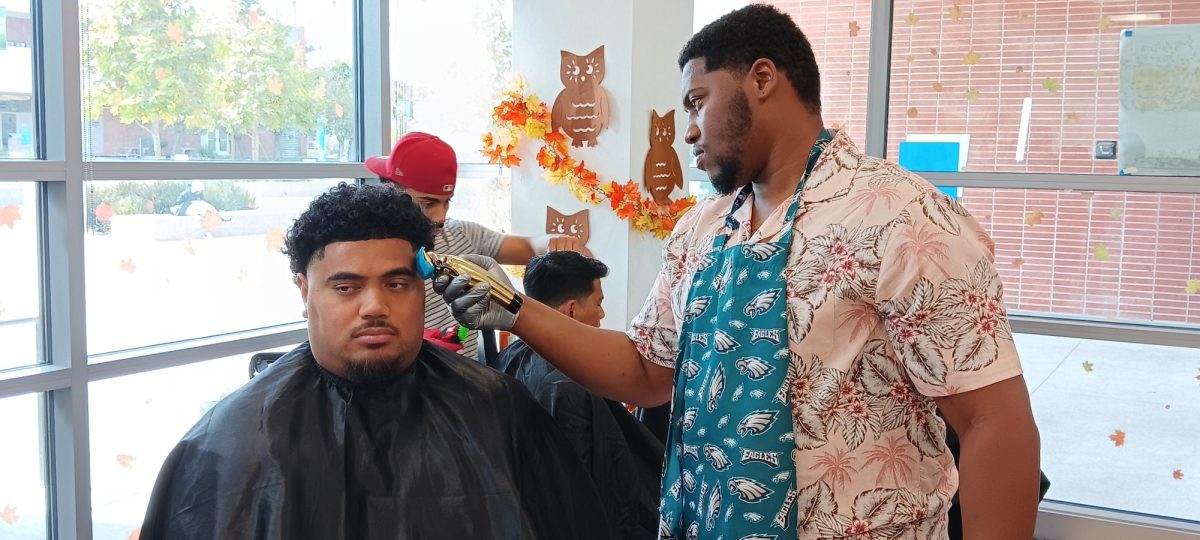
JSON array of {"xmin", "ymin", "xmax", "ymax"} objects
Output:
[{"xmin": 629, "ymin": 130, "xmax": 1024, "ymax": 539}]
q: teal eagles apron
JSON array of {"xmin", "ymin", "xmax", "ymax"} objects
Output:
[{"xmin": 659, "ymin": 132, "xmax": 831, "ymax": 540}]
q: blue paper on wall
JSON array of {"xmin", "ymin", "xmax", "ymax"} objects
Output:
[{"xmin": 899, "ymin": 141, "xmax": 961, "ymax": 199}]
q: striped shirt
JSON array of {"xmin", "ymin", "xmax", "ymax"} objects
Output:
[{"xmin": 425, "ymin": 218, "xmax": 504, "ymax": 360}]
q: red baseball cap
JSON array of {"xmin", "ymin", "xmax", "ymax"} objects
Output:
[{"xmin": 365, "ymin": 132, "xmax": 458, "ymax": 194}]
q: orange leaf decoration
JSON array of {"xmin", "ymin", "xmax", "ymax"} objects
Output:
[
  {"xmin": 119, "ymin": 258, "xmax": 136, "ymax": 274},
  {"xmin": 1173, "ymin": 469, "xmax": 1184, "ymax": 480},
  {"xmin": 334, "ymin": 103, "xmax": 344, "ymax": 118},
  {"xmin": 1, "ymin": 504, "xmax": 18, "ymax": 525},
  {"xmin": 265, "ymin": 227, "xmax": 286, "ymax": 253},
  {"xmin": 155, "ymin": 67, "xmax": 168, "ymax": 81},
  {"xmin": 0, "ymin": 204, "xmax": 22, "ymax": 228},
  {"xmin": 116, "ymin": 454, "xmax": 136, "ymax": 469},
  {"xmin": 202, "ymin": 210, "xmax": 222, "ymax": 232},
  {"xmin": 848, "ymin": 20, "xmax": 860, "ymax": 38},
  {"xmin": 932, "ymin": 82, "xmax": 944, "ymax": 92},
  {"xmin": 166, "ymin": 22, "xmax": 184, "ymax": 45},
  {"xmin": 248, "ymin": 10, "xmax": 260, "ymax": 26},
  {"xmin": 1109, "ymin": 429, "xmax": 1126, "ymax": 447},
  {"xmin": 183, "ymin": 240, "xmax": 196, "ymax": 256},
  {"xmin": 145, "ymin": 200, "xmax": 155, "ymax": 213},
  {"xmin": 963, "ymin": 51, "xmax": 981, "ymax": 65},
  {"xmin": 95, "ymin": 202, "xmax": 115, "ymax": 222},
  {"xmin": 1011, "ymin": 257, "xmax": 1025, "ymax": 268},
  {"xmin": 266, "ymin": 78, "xmax": 284, "ymax": 96},
  {"xmin": 1082, "ymin": 361, "xmax": 1094, "ymax": 373},
  {"xmin": 1024, "ymin": 210, "xmax": 1044, "ymax": 227},
  {"xmin": 238, "ymin": 269, "xmax": 250, "ymax": 282},
  {"xmin": 906, "ymin": 107, "xmax": 919, "ymax": 118}
]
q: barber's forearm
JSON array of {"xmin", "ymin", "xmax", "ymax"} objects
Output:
[
  {"xmin": 956, "ymin": 416, "xmax": 1041, "ymax": 539},
  {"xmin": 511, "ymin": 298, "xmax": 672, "ymax": 407}
]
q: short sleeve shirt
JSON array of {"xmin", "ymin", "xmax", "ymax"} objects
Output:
[
  {"xmin": 425, "ymin": 219, "xmax": 504, "ymax": 359},
  {"xmin": 628, "ymin": 131, "xmax": 1023, "ymax": 538}
]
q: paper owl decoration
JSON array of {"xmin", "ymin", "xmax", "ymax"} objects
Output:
[
  {"xmin": 552, "ymin": 46, "xmax": 611, "ymax": 148},
  {"xmin": 643, "ymin": 109, "xmax": 683, "ymax": 205}
]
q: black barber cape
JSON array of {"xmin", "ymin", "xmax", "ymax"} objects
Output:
[
  {"xmin": 140, "ymin": 341, "xmax": 613, "ymax": 540},
  {"xmin": 492, "ymin": 339, "xmax": 664, "ymax": 539}
]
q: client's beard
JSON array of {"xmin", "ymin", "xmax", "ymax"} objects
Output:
[{"xmin": 344, "ymin": 355, "xmax": 408, "ymax": 385}]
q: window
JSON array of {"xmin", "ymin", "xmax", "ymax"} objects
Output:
[
  {"xmin": 0, "ymin": 393, "xmax": 49, "ymax": 540},
  {"xmin": 82, "ymin": 179, "xmax": 342, "ymax": 355},
  {"xmin": 80, "ymin": 0, "xmax": 357, "ymax": 162},
  {"xmin": 0, "ymin": 182, "xmax": 42, "ymax": 370},
  {"xmin": 1016, "ymin": 332, "xmax": 1200, "ymax": 522},
  {"xmin": 445, "ymin": 173, "xmax": 512, "ymax": 234},
  {"xmin": 0, "ymin": 1, "xmax": 37, "ymax": 159},
  {"xmin": 960, "ymin": 187, "xmax": 1200, "ymax": 327},
  {"xmin": 388, "ymin": 0, "xmax": 512, "ymax": 162},
  {"xmin": 89, "ymin": 348, "xmax": 289, "ymax": 538},
  {"xmin": 888, "ymin": 0, "xmax": 1200, "ymax": 174}
]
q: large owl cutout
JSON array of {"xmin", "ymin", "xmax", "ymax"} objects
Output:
[
  {"xmin": 545, "ymin": 207, "xmax": 590, "ymax": 245},
  {"xmin": 643, "ymin": 109, "xmax": 683, "ymax": 205},
  {"xmin": 552, "ymin": 46, "xmax": 611, "ymax": 148}
]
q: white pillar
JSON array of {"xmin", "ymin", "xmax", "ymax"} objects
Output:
[{"xmin": 511, "ymin": 0, "xmax": 694, "ymax": 330}]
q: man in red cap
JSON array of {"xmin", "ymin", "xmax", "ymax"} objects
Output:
[{"xmin": 367, "ymin": 132, "xmax": 589, "ymax": 360}]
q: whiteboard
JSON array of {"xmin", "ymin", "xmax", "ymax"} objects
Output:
[{"xmin": 1118, "ymin": 24, "xmax": 1200, "ymax": 176}]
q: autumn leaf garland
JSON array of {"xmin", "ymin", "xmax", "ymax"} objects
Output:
[{"xmin": 482, "ymin": 77, "xmax": 696, "ymax": 239}]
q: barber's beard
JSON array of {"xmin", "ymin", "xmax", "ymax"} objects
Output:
[{"xmin": 710, "ymin": 89, "xmax": 753, "ymax": 196}]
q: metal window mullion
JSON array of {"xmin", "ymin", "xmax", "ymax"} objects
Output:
[
  {"xmin": 863, "ymin": 0, "xmax": 894, "ymax": 158},
  {"xmin": 85, "ymin": 161, "xmax": 369, "ymax": 181},
  {"xmin": 40, "ymin": 0, "xmax": 93, "ymax": 535},
  {"xmin": 920, "ymin": 171, "xmax": 1200, "ymax": 194},
  {"xmin": 360, "ymin": 0, "xmax": 390, "ymax": 165},
  {"xmin": 0, "ymin": 161, "xmax": 68, "ymax": 181},
  {"xmin": 0, "ymin": 365, "xmax": 73, "ymax": 399},
  {"xmin": 85, "ymin": 324, "xmax": 308, "ymax": 382}
]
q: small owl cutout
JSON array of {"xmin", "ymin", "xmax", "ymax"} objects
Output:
[
  {"xmin": 552, "ymin": 46, "xmax": 611, "ymax": 148},
  {"xmin": 545, "ymin": 207, "xmax": 590, "ymax": 245},
  {"xmin": 643, "ymin": 110, "xmax": 683, "ymax": 205}
]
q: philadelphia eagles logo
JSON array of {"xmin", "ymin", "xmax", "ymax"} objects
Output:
[
  {"xmin": 714, "ymin": 330, "xmax": 740, "ymax": 353},
  {"xmin": 681, "ymin": 360, "xmax": 700, "ymax": 379},
  {"xmin": 728, "ymin": 477, "xmax": 774, "ymax": 503},
  {"xmin": 706, "ymin": 484, "xmax": 722, "ymax": 531},
  {"xmin": 685, "ymin": 296, "xmax": 712, "ymax": 323},
  {"xmin": 743, "ymin": 288, "xmax": 783, "ymax": 317},
  {"xmin": 682, "ymin": 469, "xmax": 696, "ymax": 492},
  {"xmin": 742, "ymin": 243, "xmax": 784, "ymax": 262},
  {"xmin": 735, "ymin": 357, "xmax": 775, "ymax": 380},
  {"xmin": 681, "ymin": 408, "xmax": 698, "ymax": 431},
  {"xmin": 708, "ymin": 366, "xmax": 725, "ymax": 412},
  {"xmin": 737, "ymin": 410, "xmax": 779, "ymax": 436},
  {"xmin": 703, "ymin": 444, "xmax": 732, "ymax": 471}
]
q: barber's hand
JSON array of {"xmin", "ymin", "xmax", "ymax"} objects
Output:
[
  {"xmin": 546, "ymin": 235, "xmax": 593, "ymax": 257},
  {"xmin": 432, "ymin": 254, "xmax": 518, "ymax": 331}
]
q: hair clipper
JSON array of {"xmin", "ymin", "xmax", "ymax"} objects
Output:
[{"xmin": 415, "ymin": 247, "xmax": 523, "ymax": 314}]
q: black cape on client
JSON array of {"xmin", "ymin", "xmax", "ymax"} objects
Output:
[
  {"xmin": 140, "ymin": 341, "xmax": 613, "ymax": 540},
  {"xmin": 492, "ymin": 339, "xmax": 664, "ymax": 540}
]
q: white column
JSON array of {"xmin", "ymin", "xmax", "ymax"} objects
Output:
[{"xmin": 511, "ymin": 0, "xmax": 694, "ymax": 330}]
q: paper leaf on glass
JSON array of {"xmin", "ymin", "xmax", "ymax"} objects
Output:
[
  {"xmin": 965, "ymin": 89, "xmax": 980, "ymax": 102},
  {"xmin": 266, "ymin": 78, "xmax": 284, "ymax": 96},
  {"xmin": 1012, "ymin": 258, "xmax": 1025, "ymax": 268},
  {"xmin": 1016, "ymin": 10, "xmax": 1029, "ymax": 21},
  {"xmin": 145, "ymin": 200, "xmax": 155, "ymax": 213},
  {"xmin": 95, "ymin": 202, "xmax": 115, "ymax": 222},
  {"xmin": 0, "ymin": 504, "xmax": 18, "ymax": 525},
  {"xmin": 202, "ymin": 210, "xmax": 222, "ymax": 232},
  {"xmin": 963, "ymin": 51, "xmax": 981, "ymax": 65},
  {"xmin": 1109, "ymin": 429, "xmax": 1126, "ymax": 447},
  {"xmin": 929, "ymin": 47, "xmax": 939, "ymax": 58},
  {"xmin": 154, "ymin": 67, "xmax": 168, "ymax": 81},
  {"xmin": 905, "ymin": 12, "xmax": 920, "ymax": 26},
  {"xmin": 119, "ymin": 258, "xmax": 136, "ymax": 274},
  {"xmin": 849, "ymin": 20, "xmax": 860, "ymax": 37},
  {"xmin": 292, "ymin": 43, "xmax": 306, "ymax": 63},
  {"xmin": 1024, "ymin": 210, "xmax": 1044, "ymax": 227},
  {"xmin": 183, "ymin": 239, "xmax": 196, "ymax": 256},
  {"xmin": 334, "ymin": 103, "xmax": 345, "ymax": 118},
  {"xmin": 166, "ymin": 21, "xmax": 184, "ymax": 45},
  {"xmin": 116, "ymin": 454, "xmax": 136, "ymax": 469},
  {"xmin": 948, "ymin": 4, "xmax": 963, "ymax": 21},
  {"xmin": 1173, "ymin": 469, "xmax": 1184, "ymax": 480},
  {"xmin": 238, "ymin": 270, "xmax": 250, "ymax": 282},
  {"xmin": 1082, "ymin": 361, "xmax": 1094, "ymax": 373},
  {"xmin": 1108, "ymin": 207, "xmax": 1123, "ymax": 219},
  {"xmin": 1042, "ymin": 78, "xmax": 1062, "ymax": 93},
  {"xmin": 265, "ymin": 227, "xmax": 286, "ymax": 253},
  {"xmin": 0, "ymin": 204, "xmax": 22, "ymax": 228},
  {"xmin": 906, "ymin": 107, "xmax": 919, "ymax": 118},
  {"xmin": 1094, "ymin": 243, "xmax": 1110, "ymax": 261},
  {"xmin": 248, "ymin": 10, "xmax": 261, "ymax": 26},
  {"xmin": 932, "ymin": 82, "xmax": 944, "ymax": 92},
  {"xmin": 1015, "ymin": 66, "xmax": 1026, "ymax": 74},
  {"xmin": 1097, "ymin": 16, "xmax": 1112, "ymax": 31},
  {"xmin": 905, "ymin": 54, "xmax": 916, "ymax": 64},
  {"xmin": 1185, "ymin": 280, "xmax": 1200, "ymax": 295},
  {"xmin": 1065, "ymin": 112, "xmax": 1081, "ymax": 124}
]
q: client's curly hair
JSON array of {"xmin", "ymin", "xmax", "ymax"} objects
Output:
[{"xmin": 285, "ymin": 182, "xmax": 435, "ymax": 274}]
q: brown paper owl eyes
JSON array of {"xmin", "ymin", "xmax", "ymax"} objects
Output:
[
  {"xmin": 545, "ymin": 207, "xmax": 590, "ymax": 245},
  {"xmin": 552, "ymin": 46, "xmax": 611, "ymax": 148}
]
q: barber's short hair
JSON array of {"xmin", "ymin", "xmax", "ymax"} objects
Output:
[
  {"xmin": 678, "ymin": 4, "xmax": 822, "ymax": 112},
  {"xmin": 285, "ymin": 182, "xmax": 434, "ymax": 274},
  {"xmin": 523, "ymin": 251, "xmax": 609, "ymax": 308}
]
